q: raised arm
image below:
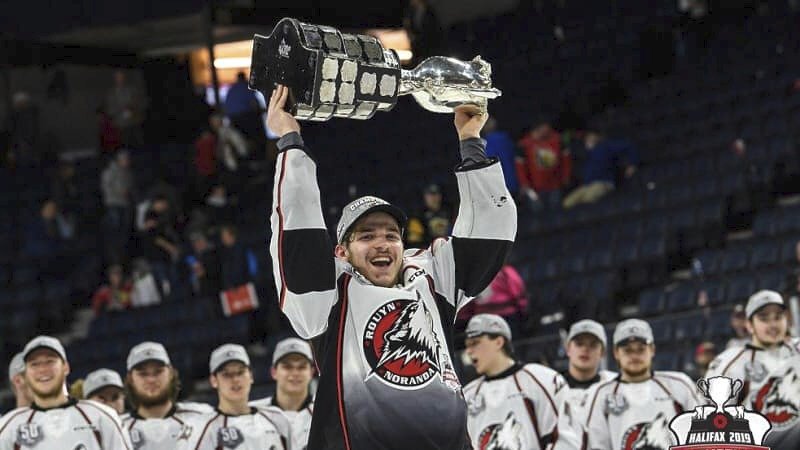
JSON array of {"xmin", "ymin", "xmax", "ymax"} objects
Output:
[
  {"xmin": 429, "ymin": 107, "xmax": 518, "ymax": 311},
  {"xmin": 268, "ymin": 86, "xmax": 337, "ymax": 339}
]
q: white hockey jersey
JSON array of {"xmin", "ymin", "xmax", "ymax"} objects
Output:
[
  {"xmin": 463, "ymin": 363, "xmax": 580, "ymax": 450},
  {"xmin": 122, "ymin": 401, "xmax": 213, "ymax": 450},
  {"xmin": 582, "ymin": 372, "xmax": 700, "ymax": 450},
  {"xmin": 743, "ymin": 353, "xmax": 800, "ymax": 450},
  {"xmin": 705, "ymin": 343, "xmax": 798, "ymax": 405},
  {"xmin": 181, "ymin": 407, "xmax": 290, "ymax": 450},
  {"xmin": 558, "ymin": 370, "xmax": 617, "ymax": 437},
  {"xmin": 0, "ymin": 398, "xmax": 132, "ymax": 450},
  {"xmin": 249, "ymin": 396, "xmax": 313, "ymax": 450}
]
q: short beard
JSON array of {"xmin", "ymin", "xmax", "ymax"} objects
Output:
[
  {"xmin": 622, "ymin": 365, "xmax": 650, "ymax": 379},
  {"xmin": 30, "ymin": 381, "xmax": 64, "ymax": 401},
  {"xmin": 130, "ymin": 384, "xmax": 171, "ymax": 408}
]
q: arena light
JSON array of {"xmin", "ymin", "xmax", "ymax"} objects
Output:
[{"xmin": 213, "ymin": 57, "xmax": 251, "ymax": 69}]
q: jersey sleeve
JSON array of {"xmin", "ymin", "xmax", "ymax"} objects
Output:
[
  {"xmin": 551, "ymin": 374, "xmax": 581, "ymax": 450},
  {"xmin": 519, "ymin": 366, "xmax": 566, "ymax": 450},
  {"xmin": 0, "ymin": 409, "xmax": 25, "ymax": 450},
  {"xmin": 270, "ymin": 135, "xmax": 338, "ymax": 339},
  {"xmin": 181, "ymin": 413, "xmax": 219, "ymax": 450},
  {"xmin": 583, "ymin": 383, "xmax": 613, "ymax": 450},
  {"xmin": 428, "ymin": 159, "xmax": 517, "ymax": 311},
  {"xmin": 258, "ymin": 408, "xmax": 292, "ymax": 450},
  {"xmin": 675, "ymin": 372, "xmax": 702, "ymax": 410},
  {"xmin": 79, "ymin": 402, "xmax": 133, "ymax": 450}
]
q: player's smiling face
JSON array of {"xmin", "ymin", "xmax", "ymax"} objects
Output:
[
  {"xmin": 567, "ymin": 334, "xmax": 604, "ymax": 372},
  {"xmin": 747, "ymin": 304, "xmax": 788, "ymax": 348},
  {"xmin": 24, "ymin": 348, "xmax": 69, "ymax": 399},
  {"xmin": 212, "ymin": 361, "xmax": 252, "ymax": 404},
  {"xmin": 336, "ymin": 212, "xmax": 404, "ymax": 288},
  {"xmin": 272, "ymin": 354, "xmax": 313, "ymax": 397}
]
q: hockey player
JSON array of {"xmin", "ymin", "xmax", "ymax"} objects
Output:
[
  {"xmin": 583, "ymin": 319, "xmax": 699, "ymax": 450},
  {"xmin": 559, "ymin": 320, "xmax": 616, "ymax": 429},
  {"xmin": 705, "ymin": 290, "xmax": 797, "ymax": 403},
  {"xmin": 7, "ymin": 352, "xmax": 32, "ymax": 410},
  {"xmin": 462, "ymin": 314, "xmax": 580, "ymax": 450},
  {"xmin": 250, "ymin": 337, "xmax": 315, "ymax": 450},
  {"xmin": 0, "ymin": 336, "xmax": 132, "ymax": 449},
  {"xmin": 84, "ymin": 368, "xmax": 126, "ymax": 415},
  {"xmin": 745, "ymin": 351, "xmax": 800, "ymax": 450},
  {"xmin": 122, "ymin": 341, "xmax": 212, "ymax": 449},
  {"xmin": 183, "ymin": 344, "xmax": 290, "ymax": 449},
  {"xmin": 267, "ymin": 83, "xmax": 516, "ymax": 450}
]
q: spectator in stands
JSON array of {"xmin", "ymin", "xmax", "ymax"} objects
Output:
[
  {"xmin": 96, "ymin": 106, "xmax": 121, "ymax": 153},
  {"xmin": 5, "ymin": 91, "xmax": 41, "ymax": 167},
  {"xmin": 105, "ymin": 70, "xmax": 145, "ymax": 148},
  {"xmin": 224, "ymin": 72, "xmax": 266, "ymax": 150},
  {"xmin": 51, "ymin": 161, "xmax": 81, "ymax": 223},
  {"xmin": 562, "ymin": 128, "xmax": 639, "ymax": 209},
  {"xmin": 403, "ymin": 0, "xmax": 445, "ymax": 65},
  {"xmin": 482, "ymin": 117, "xmax": 518, "ymax": 195},
  {"xmin": 209, "ymin": 111, "xmax": 249, "ymax": 196},
  {"xmin": 186, "ymin": 231, "xmax": 222, "ymax": 298},
  {"xmin": 406, "ymin": 184, "xmax": 453, "ymax": 248},
  {"xmin": 7, "ymin": 352, "xmax": 32, "ymax": 408},
  {"xmin": 194, "ymin": 122, "xmax": 218, "ymax": 199},
  {"xmin": 457, "ymin": 264, "xmax": 529, "ymax": 337},
  {"xmin": 219, "ymin": 224, "xmax": 258, "ymax": 290},
  {"xmin": 516, "ymin": 119, "xmax": 572, "ymax": 210},
  {"xmin": 726, "ymin": 304, "xmax": 750, "ymax": 349},
  {"xmin": 203, "ymin": 183, "xmax": 237, "ymax": 229},
  {"xmin": 91, "ymin": 264, "xmax": 133, "ymax": 316},
  {"xmin": 101, "ymin": 150, "xmax": 135, "ymax": 258},
  {"xmin": 685, "ymin": 341, "xmax": 716, "ymax": 380},
  {"xmin": 136, "ymin": 210, "xmax": 181, "ymax": 297},
  {"xmin": 23, "ymin": 199, "xmax": 74, "ymax": 258}
]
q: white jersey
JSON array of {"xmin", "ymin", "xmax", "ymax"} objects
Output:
[
  {"xmin": 582, "ymin": 371, "xmax": 700, "ymax": 450},
  {"xmin": 463, "ymin": 363, "xmax": 580, "ymax": 450},
  {"xmin": 559, "ymin": 370, "xmax": 617, "ymax": 437},
  {"xmin": 0, "ymin": 398, "xmax": 132, "ymax": 450},
  {"xmin": 122, "ymin": 401, "xmax": 213, "ymax": 450},
  {"xmin": 705, "ymin": 343, "xmax": 798, "ymax": 405},
  {"xmin": 182, "ymin": 407, "xmax": 290, "ymax": 450},
  {"xmin": 742, "ymin": 353, "xmax": 800, "ymax": 450},
  {"xmin": 249, "ymin": 396, "xmax": 313, "ymax": 450}
]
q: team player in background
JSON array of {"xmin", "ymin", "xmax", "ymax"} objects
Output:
[
  {"xmin": 745, "ymin": 350, "xmax": 800, "ymax": 450},
  {"xmin": 559, "ymin": 320, "xmax": 616, "ymax": 433},
  {"xmin": 583, "ymin": 319, "xmax": 699, "ymax": 450},
  {"xmin": 122, "ymin": 341, "xmax": 212, "ymax": 449},
  {"xmin": 267, "ymin": 84, "xmax": 516, "ymax": 450},
  {"xmin": 462, "ymin": 314, "xmax": 579, "ymax": 450},
  {"xmin": 705, "ymin": 290, "xmax": 798, "ymax": 403},
  {"xmin": 183, "ymin": 344, "xmax": 290, "ymax": 450},
  {"xmin": 6, "ymin": 352, "xmax": 32, "ymax": 410},
  {"xmin": 250, "ymin": 337, "xmax": 315, "ymax": 450},
  {"xmin": 83, "ymin": 368, "xmax": 127, "ymax": 415},
  {"xmin": 0, "ymin": 336, "xmax": 132, "ymax": 449}
]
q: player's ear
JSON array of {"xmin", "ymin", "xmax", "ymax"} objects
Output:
[
  {"xmin": 209, "ymin": 374, "xmax": 218, "ymax": 389},
  {"xmin": 270, "ymin": 367, "xmax": 278, "ymax": 381},
  {"xmin": 64, "ymin": 361, "xmax": 71, "ymax": 377},
  {"xmin": 745, "ymin": 320, "xmax": 754, "ymax": 335},
  {"xmin": 334, "ymin": 244, "xmax": 349, "ymax": 260}
]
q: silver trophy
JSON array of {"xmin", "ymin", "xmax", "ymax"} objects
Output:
[{"xmin": 249, "ymin": 18, "xmax": 501, "ymax": 121}]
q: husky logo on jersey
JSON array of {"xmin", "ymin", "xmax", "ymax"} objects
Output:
[
  {"xmin": 752, "ymin": 367, "xmax": 800, "ymax": 431},
  {"xmin": 16, "ymin": 424, "xmax": 44, "ymax": 447},
  {"xmin": 217, "ymin": 427, "xmax": 245, "ymax": 448},
  {"xmin": 477, "ymin": 412, "xmax": 523, "ymax": 450},
  {"xmin": 468, "ymin": 392, "xmax": 486, "ymax": 416},
  {"xmin": 363, "ymin": 297, "xmax": 442, "ymax": 389},
  {"xmin": 606, "ymin": 392, "xmax": 629, "ymax": 415},
  {"xmin": 621, "ymin": 413, "xmax": 673, "ymax": 450},
  {"xmin": 744, "ymin": 360, "xmax": 768, "ymax": 383}
]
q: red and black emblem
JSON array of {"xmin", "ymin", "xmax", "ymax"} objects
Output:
[
  {"xmin": 752, "ymin": 374, "xmax": 800, "ymax": 430},
  {"xmin": 363, "ymin": 297, "xmax": 442, "ymax": 389}
]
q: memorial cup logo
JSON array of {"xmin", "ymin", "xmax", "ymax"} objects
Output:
[
  {"xmin": 668, "ymin": 376, "xmax": 772, "ymax": 450},
  {"xmin": 363, "ymin": 297, "xmax": 442, "ymax": 389},
  {"xmin": 477, "ymin": 412, "xmax": 523, "ymax": 450},
  {"xmin": 751, "ymin": 364, "xmax": 800, "ymax": 431}
]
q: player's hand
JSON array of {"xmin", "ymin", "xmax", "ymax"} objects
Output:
[
  {"xmin": 267, "ymin": 84, "xmax": 301, "ymax": 138},
  {"xmin": 454, "ymin": 105, "xmax": 488, "ymax": 141}
]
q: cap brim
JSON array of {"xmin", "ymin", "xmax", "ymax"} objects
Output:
[
  {"xmin": 569, "ymin": 332, "xmax": 605, "ymax": 343},
  {"xmin": 340, "ymin": 204, "xmax": 408, "ymax": 243},
  {"xmin": 749, "ymin": 302, "xmax": 786, "ymax": 318},
  {"xmin": 24, "ymin": 345, "xmax": 65, "ymax": 362},
  {"xmin": 273, "ymin": 352, "xmax": 313, "ymax": 366},
  {"xmin": 131, "ymin": 359, "xmax": 169, "ymax": 370},
  {"xmin": 615, "ymin": 337, "xmax": 653, "ymax": 347},
  {"xmin": 212, "ymin": 359, "xmax": 250, "ymax": 373},
  {"xmin": 85, "ymin": 384, "xmax": 123, "ymax": 398}
]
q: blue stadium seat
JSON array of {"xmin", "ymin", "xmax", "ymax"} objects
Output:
[
  {"xmin": 638, "ymin": 289, "xmax": 665, "ymax": 316},
  {"xmin": 749, "ymin": 240, "xmax": 781, "ymax": 269},
  {"xmin": 720, "ymin": 247, "xmax": 749, "ymax": 273},
  {"xmin": 666, "ymin": 285, "xmax": 696, "ymax": 312},
  {"xmin": 650, "ymin": 319, "xmax": 672, "ymax": 342},
  {"xmin": 725, "ymin": 276, "xmax": 756, "ymax": 304}
]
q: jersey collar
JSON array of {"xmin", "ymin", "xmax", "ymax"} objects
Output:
[
  {"xmin": 31, "ymin": 396, "xmax": 77, "ymax": 411},
  {"xmin": 561, "ymin": 370, "xmax": 601, "ymax": 389},
  {"xmin": 483, "ymin": 362, "xmax": 523, "ymax": 381},
  {"xmin": 216, "ymin": 407, "xmax": 258, "ymax": 417},
  {"xmin": 271, "ymin": 394, "xmax": 313, "ymax": 411},
  {"xmin": 131, "ymin": 402, "xmax": 178, "ymax": 420}
]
